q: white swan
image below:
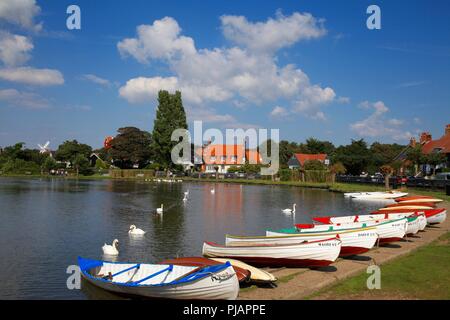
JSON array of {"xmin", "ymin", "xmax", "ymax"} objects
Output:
[
  {"xmin": 182, "ymin": 195, "xmax": 188, "ymax": 202},
  {"xmin": 210, "ymin": 188, "xmax": 215, "ymax": 194},
  {"xmin": 282, "ymin": 204, "xmax": 296, "ymax": 214},
  {"xmin": 184, "ymin": 190, "xmax": 189, "ymax": 196},
  {"xmin": 102, "ymin": 239, "xmax": 119, "ymax": 256},
  {"xmin": 128, "ymin": 224, "xmax": 145, "ymax": 235},
  {"xmin": 156, "ymin": 204, "xmax": 164, "ymax": 214}
]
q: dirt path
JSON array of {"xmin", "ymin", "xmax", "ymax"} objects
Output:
[{"xmin": 238, "ymin": 203, "xmax": 450, "ymax": 300}]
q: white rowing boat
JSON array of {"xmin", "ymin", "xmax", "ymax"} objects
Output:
[
  {"xmin": 227, "ymin": 226, "xmax": 377, "ymax": 257},
  {"xmin": 378, "ymin": 204, "xmax": 434, "ymax": 211},
  {"xmin": 78, "ymin": 257, "xmax": 239, "ymax": 300},
  {"xmin": 310, "ymin": 217, "xmax": 408, "ymax": 243},
  {"xmin": 344, "ymin": 191, "xmax": 408, "ymax": 199},
  {"xmin": 202, "ymin": 238, "xmax": 342, "ymax": 268}
]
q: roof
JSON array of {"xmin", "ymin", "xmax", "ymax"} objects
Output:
[
  {"xmin": 421, "ymin": 132, "xmax": 450, "ymax": 154},
  {"xmin": 293, "ymin": 153, "xmax": 327, "ymax": 166}
]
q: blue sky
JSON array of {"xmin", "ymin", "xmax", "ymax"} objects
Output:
[{"xmin": 0, "ymin": 0, "xmax": 449, "ymax": 150}]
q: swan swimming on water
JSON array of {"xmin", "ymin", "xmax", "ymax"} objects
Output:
[
  {"xmin": 210, "ymin": 188, "xmax": 215, "ymax": 194},
  {"xmin": 282, "ymin": 204, "xmax": 296, "ymax": 214},
  {"xmin": 156, "ymin": 204, "xmax": 164, "ymax": 214},
  {"xmin": 102, "ymin": 239, "xmax": 119, "ymax": 256},
  {"xmin": 128, "ymin": 225, "xmax": 146, "ymax": 235}
]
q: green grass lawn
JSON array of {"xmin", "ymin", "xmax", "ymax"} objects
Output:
[{"xmin": 309, "ymin": 232, "xmax": 450, "ymax": 300}]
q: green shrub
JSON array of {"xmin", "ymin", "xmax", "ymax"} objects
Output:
[
  {"xmin": 1, "ymin": 159, "xmax": 41, "ymax": 174},
  {"xmin": 279, "ymin": 169, "xmax": 292, "ymax": 181},
  {"xmin": 303, "ymin": 160, "xmax": 327, "ymax": 170}
]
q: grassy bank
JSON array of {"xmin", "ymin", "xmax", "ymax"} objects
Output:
[{"xmin": 308, "ymin": 232, "xmax": 450, "ymax": 300}]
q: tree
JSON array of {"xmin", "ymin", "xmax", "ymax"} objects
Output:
[
  {"xmin": 304, "ymin": 138, "xmax": 335, "ymax": 155},
  {"xmin": 333, "ymin": 139, "xmax": 371, "ymax": 175},
  {"xmin": 279, "ymin": 140, "xmax": 294, "ymax": 167},
  {"xmin": 108, "ymin": 127, "xmax": 152, "ymax": 169},
  {"xmin": 426, "ymin": 152, "xmax": 446, "ymax": 176},
  {"xmin": 369, "ymin": 142, "xmax": 405, "ymax": 172},
  {"xmin": 72, "ymin": 153, "xmax": 90, "ymax": 176},
  {"xmin": 41, "ymin": 156, "xmax": 57, "ymax": 173},
  {"xmin": 55, "ymin": 140, "xmax": 92, "ymax": 165},
  {"xmin": 330, "ymin": 162, "xmax": 346, "ymax": 183},
  {"xmin": 380, "ymin": 165, "xmax": 394, "ymax": 189},
  {"xmin": 152, "ymin": 90, "xmax": 188, "ymax": 169},
  {"xmin": 303, "ymin": 159, "xmax": 327, "ymax": 170},
  {"xmin": 406, "ymin": 145, "xmax": 426, "ymax": 175}
]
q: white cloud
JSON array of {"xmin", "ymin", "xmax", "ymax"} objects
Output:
[
  {"xmin": 0, "ymin": 66, "xmax": 64, "ymax": 86},
  {"xmin": 117, "ymin": 16, "xmax": 196, "ymax": 63},
  {"xmin": 0, "ymin": 88, "xmax": 49, "ymax": 109},
  {"xmin": 119, "ymin": 76, "xmax": 178, "ymax": 103},
  {"xmin": 81, "ymin": 74, "xmax": 112, "ymax": 87},
  {"xmin": 350, "ymin": 101, "xmax": 413, "ymax": 142},
  {"xmin": 220, "ymin": 11, "xmax": 326, "ymax": 53},
  {"xmin": 397, "ymin": 81, "xmax": 425, "ymax": 88},
  {"xmin": 270, "ymin": 106, "xmax": 289, "ymax": 118},
  {"xmin": 337, "ymin": 96, "xmax": 350, "ymax": 104},
  {"xmin": 387, "ymin": 118, "xmax": 403, "ymax": 126},
  {"xmin": 0, "ymin": 0, "xmax": 42, "ymax": 31},
  {"xmin": 117, "ymin": 13, "xmax": 336, "ymax": 124},
  {"xmin": 293, "ymin": 85, "xmax": 335, "ymax": 113},
  {"xmin": 0, "ymin": 31, "xmax": 33, "ymax": 66},
  {"xmin": 311, "ymin": 111, "xmax": 327, "ymax": 121}
]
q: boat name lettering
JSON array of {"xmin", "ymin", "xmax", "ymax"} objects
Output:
[{"xmin": 211, "ymin": 272, "xmax": 235, "ymax": 282}]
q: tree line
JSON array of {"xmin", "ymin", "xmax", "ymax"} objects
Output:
[{"xmin": 0, "ymin": 90, "xmax": 446, "ymax": 177}]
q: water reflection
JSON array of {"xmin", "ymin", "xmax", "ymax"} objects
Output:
[{"xmin": 0, "ymin": 177, "xmax": 386, "ymax": 299}]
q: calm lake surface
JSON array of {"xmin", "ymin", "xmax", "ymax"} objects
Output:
[{"xmin": 0, "ymin": 177, "xmax": 390, "ymax": 299}]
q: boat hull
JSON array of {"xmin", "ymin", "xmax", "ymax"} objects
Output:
[
  {"xmin": 344, "ymin": 191, "xmax": 408, "ymax": 199},
  {"xmin": 309, "ymin": 218, "xmax": 408, "ymax": 243},
  {"xmin": 79, "ymin": 258, "xmax": 239, "ymax": 300},
  {"xmin": 203, "ymin": 238, "xmax": 341, "ymax": 268},
  {"xmin": 260, "ymin": 228, "xmax": 378, "ymax": 257},
  {"xmin": 426, "ymin": 210, "xmax": 447, "ymax": 224}
]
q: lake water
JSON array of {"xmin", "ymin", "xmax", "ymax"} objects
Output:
[{"xmin": 0, "ymin": 177, "xmax": 389, "ymax": 299}]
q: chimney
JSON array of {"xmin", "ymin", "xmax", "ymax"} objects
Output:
[
  {"xmin": 446, "ymin": 124, "xmax": 450, "ymax": 135},
  {"xmin": 419, "ymin": 132, "xmax": 432, "ymax": 144},
  {"xmin": 409, "ymin": 137, "xmax": 416, "ymax": 147}
]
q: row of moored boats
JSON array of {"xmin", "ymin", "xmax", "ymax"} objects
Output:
[{"xmin": 79, "ymin": 193, "xmax": 446, "ymax": 300}]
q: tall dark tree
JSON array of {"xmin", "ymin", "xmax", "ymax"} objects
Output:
[
  {"xmin": 108, "ymin": 127, "xmax": 152, "ymax": 169},
  {"xmin": 333, "ymin": 139, "xmax": 371, "ymax": 175},
  {"xmin": 55, "ymin": 140, "xmax": 92, "ymax": 164},
  {"xmin": 369, "ymin": 142, "xmax": 405, "ymax": 171},
  {"xmin": 151, "ymin": 90, "xmax": 188, "ymax": 168},
  {"xmin": 304, "ymin": 138, "xmax": 335, "ymax": 155}
]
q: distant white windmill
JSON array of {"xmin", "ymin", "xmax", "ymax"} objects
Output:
[{"xmin": 37, "ymin": 141, "xmax": 50, "ymax": 154}]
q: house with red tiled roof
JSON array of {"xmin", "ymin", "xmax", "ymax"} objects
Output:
[
  {"xmin": 420, "ymin": 124, "xmax": 450, "ymax": 158},
  {"xmin": 196, "ymin": 143, "xmax": 262, "ymax": 173},
  {"xmin": 394, "ymin": 124, "xmax": 450, "ymax": 174},
  {"xmin": 287, "ymin": 153, "xmax": 329, "ymax": 169}
]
